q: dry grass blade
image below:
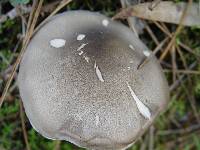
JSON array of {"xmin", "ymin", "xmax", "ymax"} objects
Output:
[
  {"xmin": 23, "ymin": 0, "xmax": 38, "ymax": 45},
  {"xmin": 0, "ymin": 0, "xmax": 44, "ymax": 108},
  {"xmin": 34, "ymin": 0, "xmax": 72, "ymax": 34},
  {"xmin": 158, "ymin": 124, "xmax": 200, "ymax": 136},
  {"xmin": 153, "ymin": 21, "xmax": 200, "ymax": 58},
  {"xmin": 137, "ymin": 37, "xmax": 169, "ymax": 70},
  {"xmin": 169, "ymin": 61, "xmax": 197, "ymax": 91},
  {"xmin": 0, "ymin": 0, "xmax": 72, "ymax": 109},
  {"xmin": 179, "ymin": 42, "xmax": 200, "ymax": 57},
  {"xmin": 148, "ymin": 126, "xmax": 155, "ymax": 150},
  {"xmin": 54, "ymin": 141, "xmax": 61, "ymax": 150},
  {"xmin": 19, "ymin": 100, "xmax": 31, "ymax": 150},
  {"xmin": 25, "ymin": 0, "xmax": 44, "ymax": 46},
  {"xmin": 145, "ymin": 24, "xmax": 159, "ymax": 46},
  {"xmin": 153, "ymin": 21, "xmax": 172, "ymax": 37},
  {"xmin": 115, "ymin": 1, "xmax": 194, "ymax": 69},
  {"xmin": 171, "ymin": 45, "xmax": 177, "ymax": 83},
  {"xmin": 159, "ymin": 0, "xmax": 193, "ymax": 61},
  {"xmin": 164, "ymin": 69, "xmax": 200, "ymax": 75},
  {"xmin": 176, "ymin": 45, "xmax": 188, "ymax": 69},
  {"xmin": 153, "ymin": 21, "xmax": 199, "ymax": 57},
  {"xmin": 120, "ymin": 0, "xmax": 141, "ymax": 37},
  {"xmin": 140, "ymin": 134, "xmax": 149, "ymax": 150},
  {"xmin": 113, "ymin": 1, "xmax": 199, "ymax": 26}
]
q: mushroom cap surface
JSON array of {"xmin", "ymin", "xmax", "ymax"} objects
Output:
[{"xmin": 18, "ymin": 11, "xmax": 169, "ymax": 150}]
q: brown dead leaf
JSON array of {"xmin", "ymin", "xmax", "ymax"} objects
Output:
[{"xmin": 113, "ymin": 1, "xmax": 200, "ymax": 26}]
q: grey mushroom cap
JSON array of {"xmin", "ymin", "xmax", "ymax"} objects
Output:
[{"xmin": 18, "ymin": 11, "xmax": 169, "ymax": 150}]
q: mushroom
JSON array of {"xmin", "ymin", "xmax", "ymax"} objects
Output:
[{"xmin": 18, "ymin": 10, "xmax": 169, "ymax": 150}]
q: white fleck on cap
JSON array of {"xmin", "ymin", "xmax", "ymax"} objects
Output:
[
  {"xmin": 77, "ymin": 34, "xmax": 85, "ymax": 41},
  {"xmin": 50, "ymin": 39, "xmax": 66, "ymax": 48}
]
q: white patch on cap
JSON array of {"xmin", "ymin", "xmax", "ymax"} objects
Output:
[
  {"xmin": 77, "ymin": 34, "xmax": 85, "ymax": 41},
  {"xmin": 126, "ymin": 82, "xmax": 151, "ymax": 119},
  {"xmin": 129, "ymin": 44, "xmax": 135, "ymax": 50},
  {"xmin": 78, "ymin": 51, "xmax": 84, "ymax": 55},
  {"xmin": 102, "ymin": 19, "xmax": 109, "ymax": 27},
  {"xmin": 143, "ymin": 50, "xmax": 151, "ymax": 57},
  {"xmin": 50, "ymin": 39, "xmax": 66, "ymax": 48},
  {"xmin": 94, "ymin": 61, "xmax": 97, "ymax": 68},
  {"xmin": 76, "ymin": 43, "xmax": 88, "ymax": 56},
  {"xmin": 127, "ymin": 67, "xmax": 131, "ymax": 70},
  {"xmin": 130, "ymin": 60, "xmax": 134, "ymax": 63},
  {"xmin": 84, "ymin": 56, "xmax": 90, "ymax": 63},
  {"xmin": 95, "ymin": 115, "xmax": 100, "ymax": 126},
  {"xmin": 94, "ymin": 61, "xmax": 104, "ymax": 82},
  {"xmin": 77, "ymin": 43, "xmax": 88, "ymax": 51}
]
